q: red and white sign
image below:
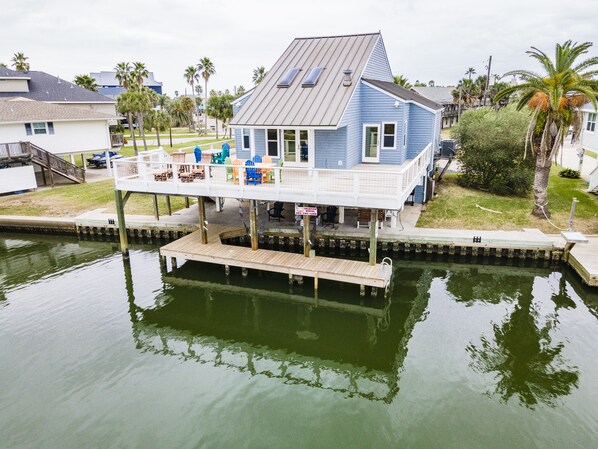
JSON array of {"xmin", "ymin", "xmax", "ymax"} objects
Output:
[{"xmin": 295, "ymin": 206, "xmax": 318, "ymax": 216}]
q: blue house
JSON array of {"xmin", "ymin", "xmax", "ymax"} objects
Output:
[
  {"xmin": 230, "ymin": 32, "xmax": 442, "ymax": 204},
  {"xmin": 89, "ymin": 71, "xmax": 163, "ymax": 99}
]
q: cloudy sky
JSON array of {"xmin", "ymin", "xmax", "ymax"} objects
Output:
[{"xmin": 2, "ymin": 0, "xmax": 596, "ymax": 96}]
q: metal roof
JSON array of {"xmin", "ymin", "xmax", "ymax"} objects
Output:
[
  {"xmin": 363, "ymin": 79, "xmax": 444, "ymax": 110},
  {"xmin": 411, "ymin": 86, "xmax": 455, "ymax": 105},
  {"xmin": 90, "ymin": 71, "xmax": 163, "ymax": 87},
  {"xmin": 0, "ymin": 67, "xmax": 31, "ymax": 79},
  {"xmin": 0, "ymin": 98, "xmax": 118, "ymax": 123},
  {"xmin": 231, "ymin": 33, "xmax": 381, "ymax": 127},
  {"xmin": 0, "ymin": 71, "xmax": 115, "ymax": 103}
]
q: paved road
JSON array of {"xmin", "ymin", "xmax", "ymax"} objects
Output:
[{"xmin": 559, "ymin": 141, "xmax": 597, "ymax": 181}]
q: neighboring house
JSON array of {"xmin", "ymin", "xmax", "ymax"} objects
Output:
[
  {"xmin": 580, "ymin": 103, "xmax": 598, "ymax": 152},
  {"xmin": 0, "ymin": 67, "xmax": 116, "ymax": 115},
  {"xmin": 411, "ymin": 86, "xmax": 458, "ymax": 129},
  {"xmin": 230, "ymin": 32, "xmax": 442, "ymax": 203},
  {"xmin": 90, "ymin": 71, "xmax": 163, "ymax": 99}
]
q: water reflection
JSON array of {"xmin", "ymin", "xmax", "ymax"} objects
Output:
[
  {"xmin": 447, "ymin": 269, "xmax": 581, "ymax": 408},
  {"xmin": 123, "ymin": 258, "xmax": 433, "ymax": 403}
]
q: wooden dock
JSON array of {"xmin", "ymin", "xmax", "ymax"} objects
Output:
[
  {"xmin": 568, "ymin": 237, "xmax": 598, "ymax": 287},
  {"xmin": 160, "ymin": 224, "xmax": 393, "ymax": 291}
]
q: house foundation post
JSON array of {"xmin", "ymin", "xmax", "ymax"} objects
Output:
[
  {"xmin": 303, "ymin": 210, "xmax": 311, "ymax": 257},
  {"xmin": 152, "ymin": 194, "xmax": 159, "ymax": 221},
  {"xmin": 198, "ymin": 196, "xmax": 208, "ymax": 244},
  {"xmin": 249, "ymin": 199, "xmax": 258, "ymax": 250},
  {"xmin": 165, "ymin": 195, "xmax": 172, "ymax": 215},
  {"xmin": 114, "ymin": 189, "xmax": 129, "ymax": 259},
  {"xmin": 369, "ymin": 208, "xmax": 378, "ymax": 265}
]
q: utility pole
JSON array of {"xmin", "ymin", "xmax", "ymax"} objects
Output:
[{"xmin": 483, "ymin": 55, "xmax": 492, "ymax": 106}]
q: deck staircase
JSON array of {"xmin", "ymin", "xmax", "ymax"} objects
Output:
[{"xmin": 0, "ymin": 141, "xmax": 85, "ymax": 185}]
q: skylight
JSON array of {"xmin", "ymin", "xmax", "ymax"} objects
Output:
[
  {"xmin": 302, "ymin": 67, "xmax": 323, "ymax": 87},
  {"xmin": 277, "ymin": 68, "xmax": 300, "ymax": 88}
]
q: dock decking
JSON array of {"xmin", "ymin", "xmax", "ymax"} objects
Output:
[
  {"xmin": 160, "ymin": 224, "xmax": 393, "ymax": 290},
  {"xmin": 568, "ymin": 237, "xmax": 598, "ymax": 287}
]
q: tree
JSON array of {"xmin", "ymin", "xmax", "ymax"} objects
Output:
[
  {"xmin": 465, "ymin": 67, "xmax": 476, "ymax": 80},
  {"xmin": 452, "ymin": 106, "xmax": 535, "ymax": 195},
  {"xmin": 197, "ymin": 57, "xmax": 216, "ymax": 133},
  {"xmin": 428, "ymin": 80, "xmax": 435, "ymax": 87},
  {"xmin": 393, "ymin": 75, "xmax": 412, "ymax": 89},
  {"xmin": 0, "ymin": 63, "xmax": 6, "ymax": 68},
  {"xmin": 413, "ymin": 80, "xmax": 427, "ymax": 87},
  {"xmin": 11, "ymin": 52, "xmax": 29, "ymax": 71},
  {"xmin": 252, "ymin": 66, "xmax": 267, "ymax": 85},
  {"xmin": 117, "ymin": 93, "xmax": 139, "ymax": 155},
  {"xmin": 117, "ymin": 91, "xmax": 152, "ymax": 154},
  {"xmin": 73, "ymin": 74, "xmax": 98, "ymax": 92},
  {"xmin": 157, "ymin": 94, "xmax": 170, "ymax": 111},
  {"xmin": 115, "ymin": 62, "xmax": 134, "ymax": 138},
  {"xmin": 184, "ymin": 65, "xmax": 200, "ymax": 131},
  {"xmin": 131, "ymin": 62, "xmax": 148, "ymax": 90},
  {"xmin": 236, "ymin": 85, "xmax": 246, "ymax": 97},
  {"xmin": 145, "ymin": 110, "xmax": 170, "ymax": 147},
  {"xmin": 495, "ymin": 40, "xmax": 598, "ymax": 217}
]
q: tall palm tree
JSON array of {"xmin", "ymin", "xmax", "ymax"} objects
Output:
[
  {"xmin": 393, "ymin": 75, "xmax": 412, "ymax": 89},
  {"xmin": 115, "ymin": 62, "xmax": 134, "ymax": 138},
  {"xmin": 465, "ymin": 67, "xmax": 476, "ymax": 80},
  {"xmin": 73, "ymin": 74, "xmax": 98, "ymax": 92},
  {"xmin": 495, "ymin": 41, "xmax": 598, "ymax": 217},
  {"xmin": 117, "ymin": 93, "xmax": 138, "ymax": 155},
  {"xmin": 197, "ymin": 57, "xmax": 216, "ymax": 133},
  {"xmin": 11, "ymin": 52, "xmax": 29, "ymax": 71},
  {"xmin": 252, "ymin": 66, "xmax": 267, "ymax": 85},
  {"xmin": 184, "ymin": 66, "xmax": 200, "ymax": 131},
  {"xmin": 131, "ymin": 62, "xmax": 148, "ymax": 91}
]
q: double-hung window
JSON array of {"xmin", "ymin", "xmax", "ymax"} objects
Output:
[
  {"xmin": 241, "ymin": 128, "xmax": 251, "ymax": 150},
  {"xmin": 587, "ymin": 113, "xmax": 596, "ymax": 132},
  {"xmin": 381, "ymin": 123, "xmax": 396, "ymax": 149},
  {"xmin": 266, "ymin": 129, "xmax": 279, "ymax": 157},
  {"xmin": 25, "ymin": 122, "xmax": 54, "ymax": 135}
]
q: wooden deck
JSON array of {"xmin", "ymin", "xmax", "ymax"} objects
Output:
[
  {"xmin": 160, "ymin": 224, "xmax": 393, "ymax": 290},
  {"xmin": 568, "ymin": 237, "xmax": 598, "ymax": 287}
]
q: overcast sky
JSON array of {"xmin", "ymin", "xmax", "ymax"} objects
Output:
[{"xmin": 2, "ymin": 0, "xmax": 596, "ymax": 96}]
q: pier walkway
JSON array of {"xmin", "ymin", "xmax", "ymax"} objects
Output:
[
  {"xmin": 568, "ymin": 236, "xmax": 598, "ymax": 287},
  {"xmin": 160, "ymin": 224, "xmax": 393, "ymax": 291}
]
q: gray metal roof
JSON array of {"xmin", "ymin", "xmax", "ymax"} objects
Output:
[
  {"xmin": 411, "ymin": 86, "xmax": 455, "ymax": 105},
  {"xmin": 0, "ymin": 71, "xmax": 115, "ymax": 103},
  {"xmin": 0, "ymin": 67, "xmax": 30, "ymax": 79},
  {"xmin": 231, "ymin": 33, "xmax": 381, "ymax": 127},
  {"xmin": 363, "ymin": 79, "xmax": 444, "ymax": 110},
  {"xmin": 90, "ymin": 71, "xmax": 163, "ymax": 87},
  {"xmin": 0, "ymin": 99, "xmax": 118, "ymax": 123}
]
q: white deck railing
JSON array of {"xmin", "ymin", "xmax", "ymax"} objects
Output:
[{"xmin": 113, "ymin": 144, "xmax": 432, "ymax": 210}]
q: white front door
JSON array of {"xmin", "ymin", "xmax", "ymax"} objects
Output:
[
  {"xmin": 282, "ymin": 129, "xmax": 312, "ymax": 167},
  {"xmin": 362, "ymin": 124, "xmax": 379, "ymax": 163}
]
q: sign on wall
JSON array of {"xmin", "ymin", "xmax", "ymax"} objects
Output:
[{"xmin": 295, "ymin": 206, "xmax": 318, "ymax": 216}]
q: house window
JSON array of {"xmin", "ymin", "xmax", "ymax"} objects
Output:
[
  {"xmin": 242, "ymin": 128, "xmax": 250, "ymax": 150},
  {"xmin": 587, "ymin": 113, "xmax": 596, "ymax": 132},
  {"xmin": 266, "ymin": 129, "xmax": 279, "ymax": 157},
  {"xmin": 32, "ymin": 122, "xmax": 48, "ymax": 135},
  {"xmin": 381, "ymin": 123, "xmax": 396, "ymax": 149}
]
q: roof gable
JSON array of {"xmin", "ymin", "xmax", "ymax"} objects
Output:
[
  {"xmin": 231, "ymin": 33, "xmax": 382, "ymax": 127},
  {"xmin": 0, "ymin": 99, "xmax": 118, "ymax": 123},
  {"xmin": 362, "ymin": 79, "xmax": 443, "ymax": 111}
]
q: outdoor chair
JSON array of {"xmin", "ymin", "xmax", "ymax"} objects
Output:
[
  {"xmin": 262, "ymin": 155, "xmax": 273, "ymax": 183},
  {"xmin": 224, "ymin": 157, "xmax": 234, "ymax": 182},
  {"xmin": 321, "ymin": 206, "xmax": 337, "ymax": 227},
  {"xmin": 245, "ymin": 160, "xmax": 262, "ymax": 185},
  {"xmin": 252, "ymin": 155, "xmax": 262, "ymax": 164},
  {"xmin": 232, "ymin": 159, "xmax": 243, "ymax": 183},
  {"xmin": 194, "ymin": 146, "xmax": 202, "ymax": 163},
  {"xmin": 268, "ymin": 202, "xmax": 284, "ymax": 222}
]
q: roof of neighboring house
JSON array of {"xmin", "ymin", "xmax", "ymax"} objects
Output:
[
  {"xmin": 231, "ymin": 33, "xmax": 382, "ymax": 127},
  {"xmin": 0, "ymin": 70, "xmax": 115, "ymax": 103},
  {"xmin": 581, "ymin": 102, "xmax": 598, "ymax": 113},
  {"xmin": 363, "ymin": 79, "xmax": 443, "ymax": 110},
  {"xmin": 90, "ymin": 71, "xmax": 163, "ymax": 87},
  {"xmin": 0, "ymin": 98, "xmax": 118, "ymax": 124},
  {"xmin": 0, "ymin": 67, "xmax": 31, "ymax": 79},
  {"xmin": 411, "ymin": 86, "xmax": 455, "ymax": 105}
]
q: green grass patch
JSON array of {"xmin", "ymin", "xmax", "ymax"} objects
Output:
[
  {"xmin": 585, "ymin": 149, "xmax": 597, "ymax": 159},
  {"xmin": 418, "ymin": 167, "xmax": 598, "ymax": 234}
]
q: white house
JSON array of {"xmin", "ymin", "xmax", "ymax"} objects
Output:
[{"xmin": 580, "ymin": 103, "xmax": 597, "ymax": 152}]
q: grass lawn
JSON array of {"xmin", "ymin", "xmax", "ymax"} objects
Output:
[
  {"xmin": 0, "ymin": 180, "xmax": 193, "ymax": 217},
  {"xmin": 585, "ymin": 149, "xmax": 597, "ymax": 159},
  {"xmin": 418, "ymin": 167, "xmax": 598, "ymax": 234}
]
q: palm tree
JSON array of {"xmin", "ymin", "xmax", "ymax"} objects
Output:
[
  {"xmin": 115, "ymin": 62, "xmax": 134, "ymax": 138},
  {"xmin": 465, "ymin": 67, "xmax": 476, "ymax": 80},
  {"xmin": 11, "ymin": 52, "xmax": 29, "ymax": 71},
  {"xmin": 117, "ymin": 93, "xmax": 138, "ymax": 155},
  {"xmin": 197, "ymin": 57, "xmax": 216, "ymax": 133},
  {"xmin": 428, "ymin": 80, "xmax": 435, "ymax": 87},
  {"xmin": 146, "ymin": 110, "xmax": 170, "ymax": 147},
  {"xmin": 131, "ymin": 62, "xmax": 148, "ymax": 91},
  {"xmin": 495, "ymin": 41, "xmax": 598, "ymax": 217},
  {"xmin": 157, "ymin": 94, "xmax": 170, "ymax": 111},
  {"xmin": 184, "ymin": 66, "xmax": 200, "ymax": 131},
  {"xmin": 252, "ymin": 66, "xmax": 267, "ymax": 85},
  {"xmin": 393, "ymin": 75, "xmax": 412, "ymax": 89},
  {"xmin": 73, "ymin": 74, "xmax": 98, "ymax": 92}
]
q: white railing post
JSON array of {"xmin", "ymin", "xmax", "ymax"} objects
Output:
[
  {"xmin": 353, "ymin": 172, "xmax": 360, "ymax": 202},
  {"xmin": 312, "ymin": 170, "xmax": 319, "ymax": 198}
]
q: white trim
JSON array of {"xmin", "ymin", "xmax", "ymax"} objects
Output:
[
  {"xmin": 0, "ymin": 117, "xmax": 116, "ymax": 125},
  {"xmin": 249, "ymin": 129, "xmax": 256, "ymax": 159},
  {"xmin": 362, "ymin": 123, "xmax": 380, "ymax": 163},
  {"xmin": 241, "ymin": 128, "xmax": 251, "ymax": 151},
  {"xmin": 230, "ymin": 88, "xmax": 255, "ymax": 105},
  {"xmin": 51, "ymin": 101, "xmax": 116, "ymax": 104},
  {"xmin": 586, "ymin": 112, "xmax": 596, "ymax": 133},
  {"xmin": 0, "ymin": 76, "xmax": 31, "ymax": 80},
  {"xmin": 361, "ymin": 80, "xmax": 443, "ymax": 114},
  {"xmin": 380, "ymin": 122, "xmax": 396, "ymax": 149}
]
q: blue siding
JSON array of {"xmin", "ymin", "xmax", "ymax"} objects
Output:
[
  {"xmin": 361, "ymin": 37, "xmax": 393, "ymax": 82},
  {"xmin": 314, "ymin": 128, "xmax": 347, "ymax": 169},
  {"xmin": 233, "ymin": 93, "xmax": 254, "ymax": 159},
  {"xmin": 254, "ymin": 129, "xmax": 266, "ymax": 157},
  {"xmin": 407, "ymin": 106, "xmax": 434, "ymax": 159},
  {"xmin": 341, "ymin": 83, "xmax": 362, "ymax": 169},
  {"xmin": 360, "ymin": 84, "xmax": 407, "ymax": 165}
]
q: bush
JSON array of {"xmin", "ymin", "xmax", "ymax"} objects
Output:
[
  {"xmin": 451, "ymin": 106, "xmax": 534, "ymax": 195},
  {"xmin": 558, "ymin": 168, "xmax": 580, "ymax": 179}
]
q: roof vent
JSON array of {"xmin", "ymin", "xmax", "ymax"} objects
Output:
[{"xmin": 342, "ymin": 69, "xmax": 353, "ymax": 87}]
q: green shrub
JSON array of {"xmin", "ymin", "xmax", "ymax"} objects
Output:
[
  {"xmin": 558, "ymin": 168, "xmax": 580, "ymax": 179},
  {"xmin": 451, "ymin": 106, "xmax": 534, "ymax": 196}
]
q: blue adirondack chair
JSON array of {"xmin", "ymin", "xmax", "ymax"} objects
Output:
[
  {"xmin": 194, "ymin": 145, "xmax": 202, "ymax": 163},
  {"xmin": 245, "ymin": 160, "xmax": 262, "ymax": 185},
  {"xmin": 251, "ymin": 154, "xmax": 262, "ymax": 164}
]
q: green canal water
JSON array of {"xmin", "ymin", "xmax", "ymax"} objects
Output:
[{"xmin": 1, "ymin": 234, "xmax": 597, "ymax": 449}]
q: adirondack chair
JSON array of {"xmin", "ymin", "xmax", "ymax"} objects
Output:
[
  {"xmin": 252, "ymin": 154, "xmax": 262, "ymax": 163},
  {"xmin": 224, "ymin": 157, "xmax": 234, "ymax": 182},
  {"xmin": 268, "ymin": 201, "xmax": 284, "ymax": 221},
  {"xmin": 194, "ymin": 146, "xmax": 202, "ymax": 163},
  {"xmin": 213, "ymin": 146, "xmax": 229, "ymax": 165},
  {"xmin": 262, "ymin": 155, "xmax": 273, "ymax": 183},
  {"xmin": 232, "ymin": 159, "xmax": 243, "ymax": 183},
  {"xmin": 245, "ymin": 160, "xmax": 262, "ymax": 185}
]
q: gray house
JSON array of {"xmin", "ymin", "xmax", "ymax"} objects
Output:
[{"xmin": 230, "ymin": 32, "xmax": 442, "ymax": 203}]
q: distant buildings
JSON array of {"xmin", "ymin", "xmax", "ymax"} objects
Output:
[
  {"xmin": 90, "ymin": 71, "xmax": 163, "ymax": 99},
  {"xmin": 411, "ymin": 86, "xmax": 458, "ymax": 129}
]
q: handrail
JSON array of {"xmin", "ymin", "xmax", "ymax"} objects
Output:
[{"xmin": 29, "ymin": 142, "xmax": 85, "ymax": 182}]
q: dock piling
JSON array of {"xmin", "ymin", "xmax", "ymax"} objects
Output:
[
  {"xmin": 369, "ymin": 209, "xmax": 378, "ymax": 265},
  {"xmin": 249, "ymin": 200, "xmax": 258, "ymax": 251},
  {"xmin": 114, "ymin": 189, "xmax": 129, "ymax": 259},
  {"xmin": 197, "ymin": 197, "xmax": 208, "ymax": 244}
]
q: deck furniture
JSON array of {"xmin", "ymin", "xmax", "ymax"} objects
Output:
[
  {"xmin": 268, "ymin": 202, "xmax": 284, "ymax": 221},
  {"xmin": 321, "ymin": 206, "xmax": 337, "ymax": 227},
  {"xmin": 232, "ymin": 159, "xmax": 243, "ymax": 183},
  {"xmin": 356, "ymin": 209, "xmax": 384, "ymax": 229},
  {"xmin": 224, "ymin": 157, "xmax": 234, "ymax": 182},
  {"xmin": 194, "ymin": 146, "xmax": 202, "ymax": 163},
  {"xmin": 245, "ymin": 160, "xmax": 262, "ymax": 185},
  {"xmin": 262, "ymin": 155, "xmax": 274, "ymax": 182}
]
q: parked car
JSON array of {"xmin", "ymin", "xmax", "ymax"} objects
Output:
[{"xmin": 86, "ymin": 151, "xmax": 124, "ymax": 168}]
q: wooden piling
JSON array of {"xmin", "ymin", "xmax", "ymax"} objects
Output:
[
  {"xmin": 369, "ymin": 209, "xmax": 377, "ymax": 265},
  {"xmin": 249, "ymin": 200, "xmax": 258, "ymax": 251},
  {"xmin": 197, "ymin": 196, "xmax": 208, "ymax": 244},
  {"xmin": 114, "ymin": 189, "xmax": 129, "ymax": 259}
]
